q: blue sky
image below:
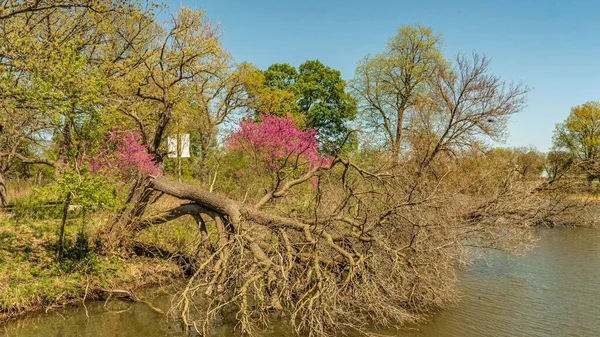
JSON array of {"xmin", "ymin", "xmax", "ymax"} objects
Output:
[{"xmin": 164, "ymin": 0, "xmax": 600, "ymax": 152}]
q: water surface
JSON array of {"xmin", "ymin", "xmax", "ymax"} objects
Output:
[{"xmin": 401, "ymin": 227, "xmax": 600, "ymax": 336}]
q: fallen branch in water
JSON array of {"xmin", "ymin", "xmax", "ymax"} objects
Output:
[{"xmin": 99, "ymin": 288, "xmax": 165, "ymax": 316}]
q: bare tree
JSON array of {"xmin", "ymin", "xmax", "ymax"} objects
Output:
[{"xmin": 411, "ymin": 53, "xmax": 529, "ymax": 171}]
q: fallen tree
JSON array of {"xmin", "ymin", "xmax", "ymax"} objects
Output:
[
  {"xmin": 96, "ymin": 52, "xmax": 592, "ymax": 336},
  {"xmin": 107, "ymin": 151, "xmax": 582, "ymax": 337}
]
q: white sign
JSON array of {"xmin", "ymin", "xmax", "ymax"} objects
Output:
[{"xmin": 167, "ymin": 133, "xmax": 190, "ymax": 158}]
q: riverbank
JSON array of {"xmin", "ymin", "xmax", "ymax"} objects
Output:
[{"xmin": 0, "ymin": 214, "xmax": 184, "ymax": 321}]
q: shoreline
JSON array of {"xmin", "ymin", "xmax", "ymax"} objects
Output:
[{"xmin": 0, "ymin": 216, "xmax": 184, "ymax": 323}]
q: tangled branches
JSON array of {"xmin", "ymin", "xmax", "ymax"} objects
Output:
[{"xmin": 126, "ymin": 149, "xmax": 575, "ymax": 337}]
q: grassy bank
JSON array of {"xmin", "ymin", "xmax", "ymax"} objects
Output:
[{"xmin": 0, "ymin": 213, "xmax": 185, "ymax": 321}]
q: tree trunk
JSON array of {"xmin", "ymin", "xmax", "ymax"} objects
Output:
[
  {"xmin": 0, "ymin": 170, "xmax": 7, "ymax": 208},
  {"xmin": 391, "ymin": 108, "xmax": 405, "ymax": 163},
  {"xmin": 57, "ymin": 192, "xmax": 72, "ymax": 259},
  {"xmin": 100, "ymin": 175, "xmax": 155, "ymax": 252}
]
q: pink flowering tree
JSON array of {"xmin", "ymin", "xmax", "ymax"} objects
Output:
[
  {"xmin": 90, "ymin": 130, "xmax": 160, "ymax": 179},
  {"xmin": 227, "ymin": 115, "xmax": 331, "ymax": 206},
  {"xmin": 228, "ymin": 114, "xmax": 330, "ymax": 173}
]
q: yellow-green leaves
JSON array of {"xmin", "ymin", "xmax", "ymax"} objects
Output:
[
  {"xmin": 351, "ymin": 24, "xmax": 445, "ymax": 158},
  {"xmin": 553, "ymin": 101, "xmax": 600, "ymax": 160}
]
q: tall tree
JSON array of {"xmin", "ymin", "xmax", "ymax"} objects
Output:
[
  {"xmin": 101, "ymin": 7, "xmax": 251, "ymax": 245},
  {"xmin": 351, "ymin": 24, "xmax": 444, "ymax": 160},
  {"xmin": 552, "ymin": 101, "xmax": 600, "ymax": 181},
  {"xmin": 0, "ymin": 0, "xmax": 129, "ymax": 205},
  {"xmin": 246, "ymin": 60, "xmax": 357, "ymax": 154},
  {"xmin": 413, "ymin": 53, "xmax": 529, "ymax": 170},
  {"xmin": 553, "ymin": 101, "xmax": 600, "ymax": 161},
  {"xmin": 296, "ymin": 60, "xmax": 357, "ymax": 153}
]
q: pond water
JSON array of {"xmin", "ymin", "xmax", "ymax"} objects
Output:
[{"xmin": 3, "ymin": 227, "xmax": 600, "ymax": 337}]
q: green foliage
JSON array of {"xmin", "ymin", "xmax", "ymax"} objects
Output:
[
  {"xmin": 11, "ymin": 192, "xmax": 62, "ymax": 220},
  {"xmin": 211, "ymin": 150, "xmax": 272, "ymax": 198},
  {"xmin": 0, "ymin": 217, "xmax": 182, "ymax": 317},
  {"xmin": 263, "ymin": 63, "xmax": 297, "ymax": 90},
  {"xmin": 552, "ymin": 101, "xmax": 600, "ymax": 184},
  {"xmin": 295, "ymin": 60, "xmax": 358, "ymax": 153},
  {"xmin": 13, "ymin": 165, "xmax": 123, "ymax": 260},
  {"xmin": 247, "ymin": 60, "xmax": 357, "ymax": 154},
  {"xmin": 50, "ymin": 167, "xmax": 122, "ymax": 212},
  {"xmin": 553, "ymin": 101, "xmax": 600, "ymax": 161},
  {"xmin": 163, "ymin": 157, "xmax": 194, "ymax": 179}
]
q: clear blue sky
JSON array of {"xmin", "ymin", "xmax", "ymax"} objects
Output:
[{"xmin": 164, "ymin": 0, "xmax": 600, "ymax": 152}]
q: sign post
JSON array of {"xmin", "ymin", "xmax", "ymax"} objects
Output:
[{"xmin": 167, "ymin": 133, "xmax": 190, "ymax": 182}]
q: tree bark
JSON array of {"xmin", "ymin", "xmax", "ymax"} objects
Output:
[
  {"xmin": 101, "ymin": 175, "xmax": 155, "ymax": 251},
  {"xmin": 147, "ymin": 176, "xmax": 352, "ymax": 244},
  {"xmin": 0, "ymin": 170, "xmax": 7, "ymax": 208},
  {"xmin": 57, "ymin": 192, "xmax": 72, "ymax": 259}
]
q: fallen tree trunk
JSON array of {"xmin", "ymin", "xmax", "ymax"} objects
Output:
[
  {"xmin": 104, "ymin": 165, "xmax": 582, "ymax": 337},
  {"xmin": 124, "ymin": 174, "xmax": 442, "ymax": 335}
]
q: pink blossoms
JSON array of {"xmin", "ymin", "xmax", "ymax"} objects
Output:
[
  {"xmin": 227, "ymin": 115, "xmax": 330, "ymax": 170},
  {"xmin": 90, "ymin": 131, "xmax": 160, "ymax": 177}
]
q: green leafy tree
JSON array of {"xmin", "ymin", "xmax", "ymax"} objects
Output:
[
  {"xmin": 553, "ymin": 101, "xmax": 600, "ymax": 161},
  {"xmin": 0, "ymin": 0, "xmax": 122, "ymax": 206},
  {"xmin": 263, "ymin": 63, "xmax": 297, "ymax": 90},
  {"xmin": 351, "ymin": 24, "xmax": 445, "ymax": 159},
  {"xmin": 50, "ymin": 165, "xmax": 120, "ymax": 259},
  {"xmin": 246, "ymin": 60, "xmax": 357, "ymax": 154},
  {"xmin": 553, "ymin": 101, "xmax": 600, "ymax": 182},
  {"xmin": 295, "ymin": 60, "xmax": 357, "ymax": 153}
]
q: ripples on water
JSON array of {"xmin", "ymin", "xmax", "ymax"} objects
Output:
[
  {"xmin": 401, "ymin": 227, "xmax": 600, "ymax": 337},
  {"xmin": 3, "ymin": 227, "xmax": 600, "ymax": 337}
]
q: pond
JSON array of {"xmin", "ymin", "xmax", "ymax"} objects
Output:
[{"xmin": 3, "ymin": 227, "xmax": 600, "ymax": 336}]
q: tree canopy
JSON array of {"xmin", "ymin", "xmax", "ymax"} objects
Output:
[
  {"xmin": 246, "ymin": 60, "xmax": 357, "ymax": 154},
  {"xmin": 351, "ymin": 24, "xmax": 445, "ymax": 159},
  {"xmin": 553, "ymin": 101, "xmax": 600, "ymax": 161},
  {"xmin": 552, "ymin": 101, "xmax": 600, "ymax": 182}
]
